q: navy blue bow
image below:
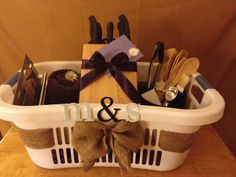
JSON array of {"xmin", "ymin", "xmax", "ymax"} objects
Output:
[{"xmin": 80, "ymin": 51, "xmax": 151, "ymax": 104}]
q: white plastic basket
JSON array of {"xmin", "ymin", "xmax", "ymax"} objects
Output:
[{"xmin": 0, "ymin": 61, "xmax": 225, "ymax": 171}]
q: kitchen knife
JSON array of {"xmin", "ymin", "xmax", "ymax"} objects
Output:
[
  {"xmin": 97, "ymin": 22, "xmax": 104, "ymax": 44},
  {"xmin": 107, "ymin": 21, "xmax": 114, "ymax": 43},
  {"xmin": 88, "ymin": 16, "xmax": 105, "ymax": 44},
  {"xmin": 88, "ymin": 16, "xmax": 98, "ymax": 44},
  {"xmin": 118, "ymin": 14, "xmax": 131, "ymax": 40}
]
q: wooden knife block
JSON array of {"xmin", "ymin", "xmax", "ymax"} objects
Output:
[{"xmin": 79, "ymin": 44, "xmax": 137, "ymax": 103}]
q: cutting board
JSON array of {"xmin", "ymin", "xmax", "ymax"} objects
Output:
[{"xmin": 79, "ymin": 44, "xmax": 137, "ymax": 103}]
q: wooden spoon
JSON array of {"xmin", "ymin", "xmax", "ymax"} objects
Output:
[
  {"xmin": 170, "ymin": 49, "xmax": 189, "ymax": 72},
  {"xmin": 164, "ymin": 57, "xmax": 200, "ymax": 90},
  {"xmin": 159, "ymin": 48, "xmax": 178, "ymax": 82},
  {"xmin": 169, "ymin": 57, "xmax": 188, "ymax": 77}
]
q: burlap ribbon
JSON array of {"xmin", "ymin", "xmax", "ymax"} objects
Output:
[
  {"xmin": 13, "ymin": 124, "xmax": 55, "ymax": 149},
  {"xmin": 72, "ymin": 120, "xmax": 144, "ymax": 171},
  {"xmin": 159, "ymin": 130, "xmax": 198, "ymax": 153}
]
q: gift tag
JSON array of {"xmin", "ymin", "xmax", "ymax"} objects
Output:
[{"xmin": 99, "ymin": 35, "xmax": 144, "ymax": 62}]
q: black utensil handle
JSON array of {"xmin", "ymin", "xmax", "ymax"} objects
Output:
[
  {"xmin": 88, "ymin": 16, "xmax": 98, "ymax": 44},
  {"xmin": 151, "ymin": 42, "xmax": 165, "ymax": 87},
  {"xmin": 117, "ymin": 21, "xmax": 124, "ymax": 37},
  {"xmin": 118, "ymin": 14, "xmax": 131, "ymax": 40},
  {"xmin": 107, "ymin": 21, "xmax": 114, "ymax": 43},
  {"xmin": 121, "ymin": 15, "xmax": 131, "ymax": 40},
  {"xmin": 97, "ymin": 22, "xmax": 105, "ymax": 44},
  {"xmin": 151, "ymin": 41, "xmax": 164, "ymax": 63},
  {"xmin": 157, "ymin": 42, "xmax": 165, "ymax": 64}
]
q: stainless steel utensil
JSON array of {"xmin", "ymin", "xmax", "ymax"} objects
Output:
[
  {"xmin": 147, "ymin": 41, "xmax": 164, "ymax": 90},
  {"xmin": 163, "ymin": 86, "xmax": 179, "ymax": 107}
]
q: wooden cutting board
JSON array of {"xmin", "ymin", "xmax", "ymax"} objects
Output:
[{"xmin": 79, "ymin": 44, "xmax": 137, "ymax": 104}]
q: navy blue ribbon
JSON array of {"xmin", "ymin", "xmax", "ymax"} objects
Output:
[{"xmin": 80, "ymin": 51, "xmax": 151, "ymax": 105}]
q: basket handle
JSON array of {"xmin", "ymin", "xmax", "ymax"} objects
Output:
[
  {"xmin": 0, "ymin": 71, "xmax": 18, "ymax": 121},
  {"xmin": 2, "ymin": 72, "xmax": 20, "ymax": 87},
  {"xmin": 0, "ymin": 83, "xmax": 66, "ymax": 122},
  {"xmin": 195, "ymin": 75, "xmax": 212, "ymax": 90},
  {"xmin": 189, "ymin": 73, "xmax": 224, "ymax": 110},
  {"xmin": 0, "ymin": 72, "xmax": 20, "ymax": 120}
]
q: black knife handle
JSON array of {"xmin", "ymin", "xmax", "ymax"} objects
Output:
[
  {"xmin": 88, "ymin": 16, "xmax": 99, "ymax": 44},
  {"xmin": 107, "ymin": 21, "xmax": 114, "ymax": 43},
  {"xmin": 97, "ymin": 22, "xmax": 105, "ymax": 44},
  {"xmin": 118, "ymin": 15, "xmax": 131, "ymax": 40}
]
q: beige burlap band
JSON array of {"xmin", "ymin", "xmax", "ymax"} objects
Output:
[
  {"xmin": 159, "ymin": 130, "xmax": 198, "ymax": 153},
  {"xmin": 13, "ymin": 124, "xmax": 55, "ymax": 149},
  {"xmin": 72, "ymin": 120, "xmax": 144, "ymax": 171},
  {"xmin": 13, "ymin": 122, "xmax": 197, "ymax": 169}
]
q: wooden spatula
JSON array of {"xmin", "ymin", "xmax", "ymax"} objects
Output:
[
  {"xmin": 170, "ymin": 49, "xmax": 189, "ymax": 73},
  {"xmin": 159, "ymin": 48, "xmax": 178, "ymax": 82},
  {"xmin": 164, "ymin": 57, "xmax": 200, "ymax": 90},
  {"xmin": 169, "ymin": 57, "xmax": 188, "ymax": 78}
]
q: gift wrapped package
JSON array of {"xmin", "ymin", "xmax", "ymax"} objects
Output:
[{"xmin": 79, "ymin": 44, "xmax": 138, "ymax": 104}]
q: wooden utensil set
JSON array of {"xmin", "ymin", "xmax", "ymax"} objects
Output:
[{"xmin": 149, "ymin": 45, "xmax": 200, "ymax": 107}]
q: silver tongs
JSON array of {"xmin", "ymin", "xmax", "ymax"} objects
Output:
[{"xmin": 146, "ymin": 41, "xmax": 164, "ymax": 90}]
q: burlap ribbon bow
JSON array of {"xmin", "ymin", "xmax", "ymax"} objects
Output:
[{"xmin": 72, "ymin": 120, "xmax": 144, "ymax": 171}]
